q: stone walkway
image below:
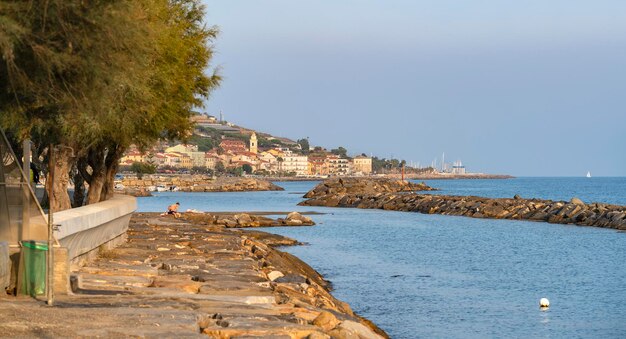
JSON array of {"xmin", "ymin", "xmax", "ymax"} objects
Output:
[{"xmin": 0, "ymin": 213, "xmax": 386, "ymax": 338}]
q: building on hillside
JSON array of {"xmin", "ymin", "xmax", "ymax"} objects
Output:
[
  {"xmin": 258, "ymin": 151, "xmax": 276, "ymax": 164},
  {"xmin": 267, "ymin": 149, "xmax": 285, "ymax": 158},
  {"xmin": 352, "ymin": 156, "xmax": 372, "ymax": 175},
  {"xmin": 220, "ymin": 139, "xmax": 247, "ymax": 153},
  {"xmin": 151, "ymin": 153, "xmax": 167, "ymax": 166},
  {"xmin": 257, "ymin": 159, "xmax": 272, "ymax": 172},
  {"xmin": 308, "ymin": 156, "xmax": 328, "ymax": 176},
  {"xmin": 163, "ymin": 153, "xmax": 182, "ymax": 167},
  {"xmin": 257, "ymin": 152, "xmax": 276, "ymax": 172},
  {"xmin": 204, "ymin": 153, "xmax": 219, "ymax": 170},
  {"xmin": 120, "ymin": 151, "xmax": 146, "ymax": 163},
  {"xmin": 164, "ymin": 144, "xmax": 204, "ymax": 168},
  {"xmin": 177, "ymin": 153, "xmax": 193, "ymax": 169},
  {"xmin": 249, "ymin": 132, "xmax": 258, "ymax": 154},
  {"xmin": 281, "ymin": 154, "xmax": 309, "ymax": 176},
  {"xmin": 165, "ymin": 144, "xmax": 198, "ymax": 154},
  {"xmin": 188, "ymin": 151, "xmax": 206, "ymax": 168},
  {"xmin": 190, "ymin": 113, "xmax": 218, "ymax": 126},
  {"xmin": 327, "ymin": 155, "xmax": 352, "ymax": 176},
  {"xmin": 231, "ymin": 151, "xmax": 258, "ymax": 166},
  {"xmin": 218, "ymin": 153, "xmax": 232, "ymax": 167}
]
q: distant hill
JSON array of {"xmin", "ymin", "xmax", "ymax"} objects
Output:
[{"xmin": 185, "ymin": 114, "xmax": 302, "ymax": 153}]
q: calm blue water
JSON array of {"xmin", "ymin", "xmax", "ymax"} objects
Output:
[
  {"xmin": 138, "ymin": 178, "xmax": 626, "ymax": 338},
  {"xmin": 418, "ymin": 177, "xmax": 626, "ymax": 205}
]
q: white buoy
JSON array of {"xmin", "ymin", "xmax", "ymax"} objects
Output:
[{"xmin": 539, "ymin": 298, "xmax": 550, "ymax": 308}]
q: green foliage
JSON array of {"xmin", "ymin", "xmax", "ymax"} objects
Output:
[
  {"xmin": 214, "ymin": 162, "xmax": 226, "ymax": 174},
  {"xmin": 227, "ymin": 166, "xmax": 243, "ymax": 177},
  {"xmin": 297, "ymin": 138, "xmax": 310, "ymax": 154},
  {"xmin": 371, "ymin": 156, "xmax": 408, "ymax": 173},
  {"xmin": 258, "ymin": 137, "xmax": 282, "ymax": 148},
  {"xmin": 242, "ymin": 164, "xmax": 253, "ymax": 174},
  {"xmin": 0, "ymin": 0, "xmax": 221, "ymax": 205},
  {"xmin": 189, "ymin": 135, "xmax": 214, "ymax": 152},
  {"xmin": 331, "ymin": 146, "xmax": 348, "ymax": 158},
  {"xmin": 131, "ymin": 162, "xmax": 156, "ymax": 179}
]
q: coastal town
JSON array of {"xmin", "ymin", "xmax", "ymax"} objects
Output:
[
  {"xmin": 119, "ymin": 113, "xmax": 475, "ymax": 178},
  {"xmin": 120, "ymin": 113, "xmax": 374, "ymax": 177}
]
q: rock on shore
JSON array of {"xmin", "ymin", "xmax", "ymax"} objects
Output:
[
  {"xmin": 118, "ymin": 176, "xmax": 284, "ymax": 193},
  {"xmin": 182, "ymin": 211, "xmax": 315, "ymax": 227},
  {"xmin": 300, "ymin": 178, "xmax": 626, "ymax": 230}
]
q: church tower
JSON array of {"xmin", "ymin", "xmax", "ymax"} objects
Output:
[{"xmin": 249, "ymin": 132, "xmax": 258, "ymax": 154}]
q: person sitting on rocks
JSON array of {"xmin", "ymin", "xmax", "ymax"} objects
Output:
[{"xmin": 164, "ymin": 202, "xmax": 181, "ymax": 218}]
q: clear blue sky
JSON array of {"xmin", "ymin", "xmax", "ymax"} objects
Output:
[{"xmin": 202, "ymin": 1, "xmax": 626, "ymax": 176}]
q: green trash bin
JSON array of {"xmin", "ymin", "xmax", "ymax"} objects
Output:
[{"xmin": 18, "ymin": 240, "xmax": 48, "ymax": 297}]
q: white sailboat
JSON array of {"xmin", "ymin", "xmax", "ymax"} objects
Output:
[{"xmin": 586, "ymin": 171, "xmax": 591, "ymax": 178}]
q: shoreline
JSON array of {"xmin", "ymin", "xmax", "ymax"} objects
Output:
[
  {"xmin": 264, "ymin": 173, "xmax": 514, "ymax": 182},
  {"xmin": 0, "ymin": 212, "xmax": 388, "ymax": 338}
]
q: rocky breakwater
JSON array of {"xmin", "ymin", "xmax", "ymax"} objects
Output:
[
  {"xmin": 119, "ymin": 175, "xmax": 284, "ymax": 194},
  {"xmin": 303, "ymin": 177, "xmax": 436, "ymax": 202},
  {"xmin": 300, "ymin": 178, "xmax": 626, "ymax": 231},
  {"xmin": 183, "ymin": 211, "xmax": 315, "ymax": 228}
]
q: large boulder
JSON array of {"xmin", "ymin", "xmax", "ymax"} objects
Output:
[
  {"xmin": 234, "ymin": 213, "xmax": 253, "ymax": 226},
  {"xmin": 312, "ymin": 311, "xmax": 340, "ymax": 332},
  {"xmin": 285, "ymin": 212, "xmax": 315, "ymax": 225}
]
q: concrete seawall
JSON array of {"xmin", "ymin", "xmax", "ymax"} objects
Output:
[
  {"xmin": 300, "ymin": 180, "xmax": 626, "ymax": 230},
  {"xmin": 54, "ymin": 194, "xmax": 137, "ymax": 268}
]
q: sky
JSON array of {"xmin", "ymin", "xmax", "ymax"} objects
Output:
[{"xmin": 201, "ymin": 1, "xmax": 626, "ymax": 176}]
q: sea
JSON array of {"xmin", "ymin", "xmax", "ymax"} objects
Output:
[{"xmin": 137, "ymin": 177, "xmax": 626, "ymax": 338}]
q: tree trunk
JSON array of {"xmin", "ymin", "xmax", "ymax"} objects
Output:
[
  {"xmin": 100, "ymin": 145, "xmax": 124, "ymax": 201},
  {"xmin": 72, "ymin": 167, "xmax": 86, "ymax": 207},
  {"xmin": 87, "ymin": 173, "xmax": 106, "ymax": 204},
  {"xmin": 46, "ymin": 147, "xmax": 73, "ymax": 212},
  {"xmin": 83, "ymin": 148, "xmax": 106, "ymax": 205}
]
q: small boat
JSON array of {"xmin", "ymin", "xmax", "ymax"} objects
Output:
[
  {"xmin": 156, "ymin": 184, "xmax": 168, "ymax": 192},
  {"xmin": 586, "ymin": 171, "xmax": 591, "ymax": 178}
]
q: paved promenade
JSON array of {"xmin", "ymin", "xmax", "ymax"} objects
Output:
[{"xmin": 0, "ymin": 213, "xmax": 385, "ymax": 338}]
